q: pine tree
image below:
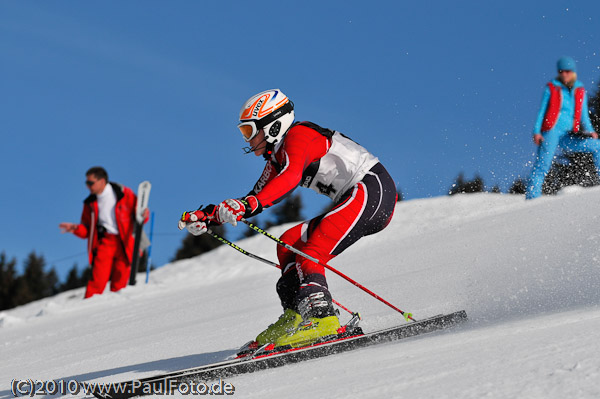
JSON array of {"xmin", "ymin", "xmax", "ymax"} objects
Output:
[
  {"xmin": 270, "ymin": 193, "xmax": 303, "ymax": 226},
  {"xmin": 1, "ymin": 252, "xmax": 95, "ymax": 310},
  {"xmin": 45, "ymin": 268, "xmax": 60, "ymax": 298},
  {"xmin": 448, "ymin": 173, "xmax": 485, "ymax": 195},
  {"xmin": 12, "ymin": 252, "xmax": 58, "ymax": 305},
  {"xmin": 508, "ymin": 178, "xmax": 527, "ymax": 194},
  {"xmin": 0, "ymin": 252, "xmax": 18, "ymax": 311},
  {"xmin": 542, "ymin": 153, "xmax": 599, "ymax": 195},
  {"xmin": 81, "ymin": 267, "xmax": 92, "ymax": 287},
  {"xmin": 173, "ymin": 224, "xmax": 226, "ymax": 261},
  {"xmin": 60, "ymin": 263, "xmax": 88, "ymax": 292}
]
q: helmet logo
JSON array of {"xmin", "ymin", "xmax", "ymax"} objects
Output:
[
  {"xmin": 240, "ymin": 90, "xmax": 290, "ymax": 121},
  {"xmin": 252, "ymin": 97, "xmax": 265, "ymax": 118}
]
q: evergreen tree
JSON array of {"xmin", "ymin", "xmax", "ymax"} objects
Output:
[
  {"xmin": 508, "ymin": 178, "xmax": 527, "ymax": 194},
  {"xmin": 81, "ymin": 267, "xmax": 92, "ymax": 287},
  {"xmin": 173, "ymin": 224, "xmax": 226, "ymax": 261},
  {"xmin": 60, "ymin": 263, "xmax": 88, "ymax": 292},
  {"xmin": 45, "ymin": 268, "xmax": 60, "ymax": 298},
  {"xmin": 0, "ymin": 252, "xmax": 18, "ymax": 311},
  {"xmin": 12, "ymin": 252, "xmax": 58, "ymax": 305},
  {"xmin": 542, "ymin": 152, "xmax": 599, "ymax": 195},
  {"xmin": 448, "ymin": 173, "xmax": 485, "ymax": 195},
  {"xmin": 1, "ymin": 251, "xmax": 94, "ymax": 310},
  {"xmin": 270, "ymin": 193, "xmax": 303, "ymax": 226}
]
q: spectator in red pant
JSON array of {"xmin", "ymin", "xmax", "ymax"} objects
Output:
[{"xmin": 59, "ymin": 167, "xmax": 146, "ymax": 298}]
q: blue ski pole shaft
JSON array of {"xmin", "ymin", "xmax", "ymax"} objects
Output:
[{"xmin": 145, "ymin": 211, "xmax": 155, "ymax": 284}]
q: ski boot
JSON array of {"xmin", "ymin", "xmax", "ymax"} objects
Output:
[
  {"xmin": 237, "ymin": 308, "xmax": 304, "ymax": 357},
  {"xmin": 274, "ymin": 292, "xmax": 341, "ymax": 348},
  {"xmin": 256, "ymin": 308, "xmax": 303, "ymax": 345}
]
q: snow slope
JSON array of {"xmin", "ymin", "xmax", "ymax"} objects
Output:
[{"xmin": 2, "ymin": 188, "xmax": 600, "ymax": 399}]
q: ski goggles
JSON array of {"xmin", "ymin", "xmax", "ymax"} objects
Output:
[
  {"xmin": 238, "ymin": 121, "xmax": 262, "ymax": 142},
  {"xmin": 237, "ymin": 101, "xmax": 294, "ymax": 142}
]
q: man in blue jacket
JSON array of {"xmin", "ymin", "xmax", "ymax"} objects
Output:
[{"xmin": 526, "ymin": 56, "xmax": 599, "ymax": 199}]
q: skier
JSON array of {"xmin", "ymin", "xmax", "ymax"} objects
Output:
[
  {"xmin": 178, "ymin": 89, "xmax": 397, "ymax": 348},
  {"xmin": 526, "ymin": 56, "xmax": 599, "ymax": 199},
  {"xmin": 59, "ymin": 167, "xmax": 148, "ymax": 298}
]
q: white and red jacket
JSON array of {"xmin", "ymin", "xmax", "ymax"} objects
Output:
[
  {"xmin": 73, "ymin": 182, "xmax": 138, "ymax": 264},
  {"xmin": 249, "ymin": 121, "xmax": 379, "ymax": 207}
]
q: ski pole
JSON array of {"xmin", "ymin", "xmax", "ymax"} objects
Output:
[
  {"xmin": 205, "ymin": 228, "xmax": 356, "ymax": 316},
  {"xmin": 240, "ymin": 219, "xmax": 415, "ymax": 322},
  {"xmin": 145, "ymin": 211, "xmax": 155, "ymax": 284}
]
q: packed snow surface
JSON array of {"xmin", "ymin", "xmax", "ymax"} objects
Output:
[{"xmin": 2, "ymin": 188, "xmax": 600, "ymax": 398}]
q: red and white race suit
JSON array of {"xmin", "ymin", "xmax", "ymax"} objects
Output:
[{"xmin": 249, "ymin": 121, "xmax": 397, "ymax": 310}]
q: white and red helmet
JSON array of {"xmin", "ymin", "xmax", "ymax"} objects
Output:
[{"xmin": 238, "ymin": 89, "xmax": 295, "ymax": 146}]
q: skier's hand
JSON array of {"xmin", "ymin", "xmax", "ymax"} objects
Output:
[
  {"xmin": 142, "ymin": 208, "xmax": 150, "ymax": 223},
  {"xmin": 186, "ymin": 220, "xmax": 208, "ymax": 236},
  {"xmin": 59, "ymin": 222, "xmax": 77, "ymax": 233},
  {"xmin": 215, "ymin": 196, "xmax": 262, "ymax": 227},
  {"xmin": 590, "ymin": 132, "xmax": 599, "ymax": 139},
  {"xmin": 533, "ymin": 134, "xmax": 544, "ymax": 146},
  {"xmin": 216, "ymin": 199, "xmax": 246, "ymax": 226},
  {"xmin": 178, "ymin": 209, "xmax": 207, "ymax": 234}
]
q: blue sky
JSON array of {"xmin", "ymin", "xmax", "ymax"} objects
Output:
[{"xmin": 1, "ymin": 1, "xmax": 599, "ymax": 280}]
